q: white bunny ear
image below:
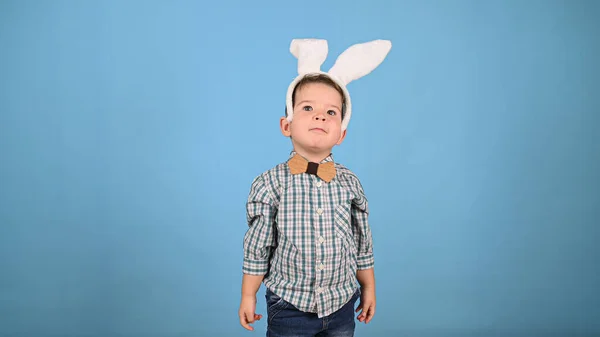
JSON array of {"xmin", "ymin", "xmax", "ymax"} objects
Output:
[
  {"xmin": 328, "ymin": 39, "xmax": 392, "ymax": 85},
  {"xmin": 290, "ymin": 39, "xmax": 329, "ymax": 75}
]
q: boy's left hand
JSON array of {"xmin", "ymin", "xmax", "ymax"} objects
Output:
[{"xmin": 355, "ymin": 287, "xmax": 376, "ymax": 323}]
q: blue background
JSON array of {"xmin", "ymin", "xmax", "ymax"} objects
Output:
[{"xmin": 1, "ymin": 0, "xmax": 599, "ymax": 336}]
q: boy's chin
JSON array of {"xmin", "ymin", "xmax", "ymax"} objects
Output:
[{"xmin": 293, "ymin": 137, "xmax": 338, "ymax": 153}]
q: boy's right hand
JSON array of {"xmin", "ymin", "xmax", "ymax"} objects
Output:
[{"xmin": 239, "ymin": 295, "xmax": 262, "ymax": 331}]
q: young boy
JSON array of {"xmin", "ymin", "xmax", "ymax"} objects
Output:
[{"xmin": 238, "ymin": 38, "xmax": 391, "ymax": 336}]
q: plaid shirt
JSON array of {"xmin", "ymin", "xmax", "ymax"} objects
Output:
[{"xmin": 242, "ymin": 151, "xmax": 374, "ymax": 318}]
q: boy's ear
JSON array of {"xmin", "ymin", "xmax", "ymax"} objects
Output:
[
  {"xmin": 336, "ymin": 129, "xmax": 347, "ymax": 145},
  {"xmin": 280, "ymin": 117, "xmax": 292, "ymax": 137}
]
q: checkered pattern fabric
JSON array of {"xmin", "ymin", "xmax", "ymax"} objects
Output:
[{"xmin": 242, "ymin": 152, "xmax": 374, "ymax": 318}]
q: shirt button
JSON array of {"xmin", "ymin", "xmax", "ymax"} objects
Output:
[
  {"xmin": 316, "ymin": 208, "xmax": 323, "ymax": 215},
  {"xmin": 318, "ymin": 236, "xmax": 325, "ymax": 244},
  {"xmin": 316, "ymin": 181, "xmax": 322, "ymax": 188},
  {"xmin": 316, "ymin": 287, "xmax": 323, "ymax": 294},
  {"xmin": 318, "ymin": 263, "xmax": 325, "ymax": 270}
]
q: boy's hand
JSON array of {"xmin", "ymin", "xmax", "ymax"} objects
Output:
[
  {"xmin": 239, "ymin": 295, "xmax": 262, "ymax": 331},
  {"xmin": 355, "ymin": 287, "xmax": 376, "ymax": 324}
]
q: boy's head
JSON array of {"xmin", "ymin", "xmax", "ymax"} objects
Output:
[
  {"xmin": 280, "ymin": 38, "xmax": 392, "ymax": 158},
  {"xmin": 280, "ymin": 74, "xmax": 348, "ymax": 156}
]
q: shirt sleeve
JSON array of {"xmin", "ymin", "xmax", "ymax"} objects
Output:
[
  {"xmin": 242, "ymin": 174, "xmax": 278, "ymax": 275},
  {"xmin": 350, "ymin": 176, "xmax": 375, "ymax": 270}
]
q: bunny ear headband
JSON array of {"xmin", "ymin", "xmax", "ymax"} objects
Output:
[{"xmin": 285, "ymin": 38, "xmax": 392, "ymax": 131}]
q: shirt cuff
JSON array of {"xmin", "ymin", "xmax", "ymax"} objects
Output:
[
  {"xmin": 242, "ymin": 257, "xmax": 269, "ymax": 275},
  {"xmin": 357, "ymin": 253, "xmax": 374, "ymax": 270}
]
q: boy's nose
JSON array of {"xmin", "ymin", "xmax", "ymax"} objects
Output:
[{"xmin": 313, "ymin": 111, "xmax": 327, "ymax": 121}]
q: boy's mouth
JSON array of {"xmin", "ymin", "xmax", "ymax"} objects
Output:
[{"xmin": 310, "ymin": 128, "xmax": 327, "ymax": 133}]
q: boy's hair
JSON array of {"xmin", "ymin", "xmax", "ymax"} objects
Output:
[{"xmin": 285, "ymin": 74, "xmax": 346, "ymax": 121}]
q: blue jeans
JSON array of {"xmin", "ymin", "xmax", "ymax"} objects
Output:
[{"xmin": 265, "ymin": 288, "xmax": 360, "ymax": 337}]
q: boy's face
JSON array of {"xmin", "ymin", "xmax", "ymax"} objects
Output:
[{"xmin": 280, "ymin": 82, "xmax": 347, "ymax": 158}]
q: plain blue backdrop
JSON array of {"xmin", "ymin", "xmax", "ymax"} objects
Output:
[{"xmin": 1, "ymin": 0, "xmax": 599, "ymax": 336}]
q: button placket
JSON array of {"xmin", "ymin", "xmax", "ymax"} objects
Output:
[{"xmin": 313, "ymin": 176, "xmax": 327, "ymax": 309}]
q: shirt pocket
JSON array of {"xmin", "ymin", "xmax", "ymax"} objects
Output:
[
  {"xmin": 333, "ymin": 201, "xmax": 357, "ymax": 256},
  {"xmin": 333, "ymin": 201, "xmax": 358, "ymax": 283}
]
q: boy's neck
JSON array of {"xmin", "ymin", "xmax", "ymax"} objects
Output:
[{"xmin": 293, "ymin": 148, "xmax": 333, "ymax": 163}]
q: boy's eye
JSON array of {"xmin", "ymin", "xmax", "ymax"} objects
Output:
[
  {"xmin": 327, "ymin": 110, "xmax": 337, "ymax": 116},
  {"xmin": 303, "ymin": 105, "xmax": 313, "ymax": 111}
]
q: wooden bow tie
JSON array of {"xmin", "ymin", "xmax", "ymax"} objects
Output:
[{"xmin": 288, "ymin": 154, "xmax": 336, "ymax": 182}]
